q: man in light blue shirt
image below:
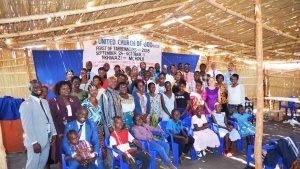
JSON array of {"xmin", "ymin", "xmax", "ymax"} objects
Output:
[{"xmin": 223, "ymin": 62, "xmax": 240, "ymax": 88}]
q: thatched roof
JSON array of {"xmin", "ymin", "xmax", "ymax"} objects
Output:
[{"xmin": 0, "ymin": 0, "xmax": 299, "ymax": 60}]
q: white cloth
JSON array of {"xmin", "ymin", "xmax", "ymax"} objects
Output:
[
  {"xmin": 166, "ymin": 74, "xmax": 175, "ymax": 83},
  {"xmin": 191, "ymin": 115, "xmax": 220, "ymax": 151},
  {"xmin": 109, "ymin": 132, "xmax": 135, "ymax": 157},
  {"xmin": 212, "ymin": 112, "xmax": 241, "ymax": 141},
  {"xmin": 207, "ymin": 70, "xmax": 223, "ymax": 79},
  {"xmin": 155, "ymin": 84, "xmax": 166, "ymax": 94},
  {"xmin": 66, "ymin": 105, "xmax": 72, "ymax": 116},
  {"xmin": 161, "ymin": 93, "xmax": 175, "ymax": 121},
  {"xmin": 144, "ymin": 79, "xmax": 154, "ymax": 92},
  {"xmin": 227, "ymin": 84, "xmax": 245, "ymax": 106}
]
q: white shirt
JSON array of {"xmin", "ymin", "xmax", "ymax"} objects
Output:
[
  {"xmin": 207, "ymin": 70, "xmax": 223, "ymax": 79},
  {"xmin": 227, "ymin": 84, "xmax": 245, "ymax": 106},
  {"xmin": 165, "ymin": 74, "xmax": 175, "ymax": 83},
  {"xmin": 76, "ymin": 121, "xmax": 86, "ymax": 140}
]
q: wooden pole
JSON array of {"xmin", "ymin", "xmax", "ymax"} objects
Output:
[
  {"xmin": 254, "ymin": 0, "xmax": 264, "ymax": 168},
  {"xmin": 24, "ymin": 48, "xmax": 32, "ymax": 82}
]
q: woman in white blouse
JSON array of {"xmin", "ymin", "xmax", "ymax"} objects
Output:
[
  {"xmin": 227, "ymin": 74, "xmax": 245, "ymax": 117},
  {"xmin": 119, "ymin": 82, "xmax": 135, "ymax": 129}
]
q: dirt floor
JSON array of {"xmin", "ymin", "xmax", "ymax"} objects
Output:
[{"xmin": 7, "ymin": 116, "xmax": 300, "ymax": 169}]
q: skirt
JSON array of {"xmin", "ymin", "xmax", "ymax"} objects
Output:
[
  {"xmin": 193, "ymin": 128, "xmax": 220, "ymax": 151},
  {"xmin": 219, "ymin": 128, "xmax": 241, "ymax": 141}
]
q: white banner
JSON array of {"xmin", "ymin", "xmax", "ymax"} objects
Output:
[{"xmin": 83, "ymin": 38, "xmax": 162, "ymax": 76}]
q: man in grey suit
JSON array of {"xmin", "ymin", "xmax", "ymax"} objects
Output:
[{"xmin": 19, "ymin": 79, "xmax": 57, "ymax": 169}]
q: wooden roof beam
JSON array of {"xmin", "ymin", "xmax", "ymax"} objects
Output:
[
  {"xmin": 0, "ymin": 0, "xmax": 153, "ymax": 24},
  {"xmin": 175, "ymin": 18, "xmax": 254, "ymax": 48},
  {"xmin": 0, "ymin": 2, "xmax": 186, "ymax": 39},
  {"xmin": 10, "ymin": 19, "xmax": 161, "ymax": 45},
  {"xmin": 205, "ymin": 0, "xmax": 299, "ymax": 40}
]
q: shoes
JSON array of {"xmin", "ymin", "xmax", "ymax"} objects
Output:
[
  {"xmin": 290, "ymin": 118, "xmax": 300, "ymax": 125},
  {"xmin": 202, "ymin": 150, "xmax": 207, "ymax": 156},
  {"xmin": 228, "ymin": 148, "xmax": 234, "ymax": 155},
  {"xmin": 167, "ymin": 162, "xmax": 177, "ymax": 169},
  {"xmin": 197, "ymin": 151, "xmax": 202, "ymax": 157},
  {"xmin": 225, "ymin": 150, "xmax": 233, "ymax": 157}
]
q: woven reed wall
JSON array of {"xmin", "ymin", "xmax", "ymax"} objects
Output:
[{"xmin": 0, "ymin": 49, "xmax": 36, "ymax": 98}]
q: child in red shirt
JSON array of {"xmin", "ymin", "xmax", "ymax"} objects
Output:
[{"xmin": 109, "ymin": 116, "xmax": 151, "ymax": 169}]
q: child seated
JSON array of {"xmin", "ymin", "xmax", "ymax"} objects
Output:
[
  {"xmin": 191, "ymin": 105, "xmax": 220, "ymax": 156},
  {"xmin": 211, "ymin": 102, "xmax": 241, "ymax": 157},
  {"xmin": 110, "ymin": 116, "xmax": 151, "ymax": 169},
  {"xmin": 232, "ymin": 105, "xmax": 256, "ymax": 145},
  {"xmin": 66, "ymin": 130, "xmax": 95, "ymax": 161},
  {"xmin": 132, "ymin": 115, "xmax": 177, "ymax": 169},
  {"xmin": 166, "ymin": 109, "xmax": 195, "ymax": 164}
]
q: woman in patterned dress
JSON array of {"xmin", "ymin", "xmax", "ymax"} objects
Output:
[
  {"xmin": 118, "ymin": 82, "xmax": 135, "ymax": 129},
  {"xmin": 215, "ymin": 74, "xmax": 228, "ymax": 116},
  {"xmin": 190, "ymin": 80, "xmax": 207, "ymax": 116},
  {"xmin": 148, "ymin": 82, "xmax": 163, "ymax": 126},
  {"xmin": 81, "ymin": 84, "xmax": 107, "ymax": 162}
]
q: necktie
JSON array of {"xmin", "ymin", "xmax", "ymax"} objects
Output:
[
  {"xmin": 144, "ymin": 81, "xmax": 147, "ymax": 92},
  {"xmin": 213, "ymin": 70, "xmax": 215, "ymax": 78},
  {"xmin": 87, "ymin": 72, "xmax": 90, "ymax": 80},
  {"xmin": 186, "ymin": 73, "xmax": 188, "ymax": 82},
  {"xmin": 40, "ymin": 100, "xmax": 49, "ymax": 123},
  {"xmin": 78, "ymin": 124, "xmax": 83, "ymax": 138}
]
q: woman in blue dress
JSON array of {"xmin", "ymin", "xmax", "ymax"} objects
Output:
[{"xmin": 232, "ymin": 105, "xmax": 256, "ymax": 144}]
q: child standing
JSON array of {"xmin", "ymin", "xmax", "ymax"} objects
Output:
[
  {"xmin": 192, "ymin": 105, "xmax": 220, "ymax": 156},
  {"xmin": 109, "ymin": 116, "xmax": 151, "ymax": 169},
  {"xmin": 166, "ymin": 109, "xmax": 195, "ymax": 163},
  {"xmin": 232, "ymin": 105, "xmax": 256, "ymax": 144},
  {"xmin": 211, "ymin": 103, "xmax": 241, "ymax": 157}
]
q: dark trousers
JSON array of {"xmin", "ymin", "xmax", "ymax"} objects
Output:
[
  {"xmin": 168, "ymin": 133, "xmax": 195, "ymax": 157},
  {"xmin": 123, "ymin": 151, "xmax": 151, "ymax": 169}
]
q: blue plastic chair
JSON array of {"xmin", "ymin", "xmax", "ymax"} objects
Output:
[
  {"xmin": 61, "ymin": 146, "xmax": 102, "ymax": 169},
  {"xmin": 229, "ymin": 117, "xmax": 254, "ymax": 151},
  {"xmin": 104, "ymin": 135, "xmax": 143, "ymax": 169},
  {"xmin": 279, "ymin": 96, "xmax": 297, "ymax": 118},
  {"xmin": 207, "ymin": 116, "xmax": 242, "ymax": 155},
  {"xmin": 130, "ymin": 130, "xmax": 160, "ymax": 169},
  {"xmin": 182, "ymin": 117, "xmax": 199, "ymax": 160},
  {"xmin": 246, "ymin": 141, "xmax": 287, "ymax": 169},
  {"xmin": 158, "ymin": 121, "xmax": 179, "ymax": 167}
]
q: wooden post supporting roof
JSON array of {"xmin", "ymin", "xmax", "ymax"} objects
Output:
[{"xmin": 254, "ymin": 0, "xmax": 264, "ymax": 168}]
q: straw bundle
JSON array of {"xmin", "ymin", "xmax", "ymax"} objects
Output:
[{"xmin": 0, "ymin": 123, "xmax": 7, "ymax": 169}]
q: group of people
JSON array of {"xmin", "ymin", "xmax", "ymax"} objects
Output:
[{"xmin": 19, "ymin": 61, "xmax": 256, "ymax": 169}]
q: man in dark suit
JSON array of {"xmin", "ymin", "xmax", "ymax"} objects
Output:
[
  {"xmin": 19, "ymin": 79, "xmax": 57, "ymax": 169},
  {"xmin": 62, "ymin": 106, "xmax": 105, "ymax": 169}
]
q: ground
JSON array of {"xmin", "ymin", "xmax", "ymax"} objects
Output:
[{"xmin": 6, "ymin": 116, "xmax": 300, "ymax": 169}]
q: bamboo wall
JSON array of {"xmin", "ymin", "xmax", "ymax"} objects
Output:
[{"xmin": 0, "ymin": 43, "xmax": 299, "ymax": 110}]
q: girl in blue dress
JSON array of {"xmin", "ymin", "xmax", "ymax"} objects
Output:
[{"xmin": 232, "ymin": 105, "xmax": 256, "ymax": 144}]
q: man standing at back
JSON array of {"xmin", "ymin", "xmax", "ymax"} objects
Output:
[
  {"xmin": 207, "ymin": 62, "xmax": 222, "ymax": 80},
  {"xmin": 223, "ymin": 62, "xmax": 240, "ymax": 89},
  {"xmin": 19, "ymin": 80, "xmax": 57, "ymax": 169},
  {"xmin": 183, "ymin": 63, "xmax": 194, "ymax": 83},
  {"xmin": 86, "ymin": 61, "xmax": 96, "ymax": 80}
]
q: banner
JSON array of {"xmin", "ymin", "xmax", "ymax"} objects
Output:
[{"xmin": 83, "ymin": 38, "xmax": 162, "ymax": 75}]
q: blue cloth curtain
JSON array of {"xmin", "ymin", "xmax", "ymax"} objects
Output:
[
  {"xmin": 32, "ymin": 50, "xmax": 83, "ymax": 99},
  {"xmin": 161, "ymin": 52, "xmax": 200, "ymax": 73},
  {"xmin": 0, "ymin": 96, "xmax": 24, "ymax": 120}
]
